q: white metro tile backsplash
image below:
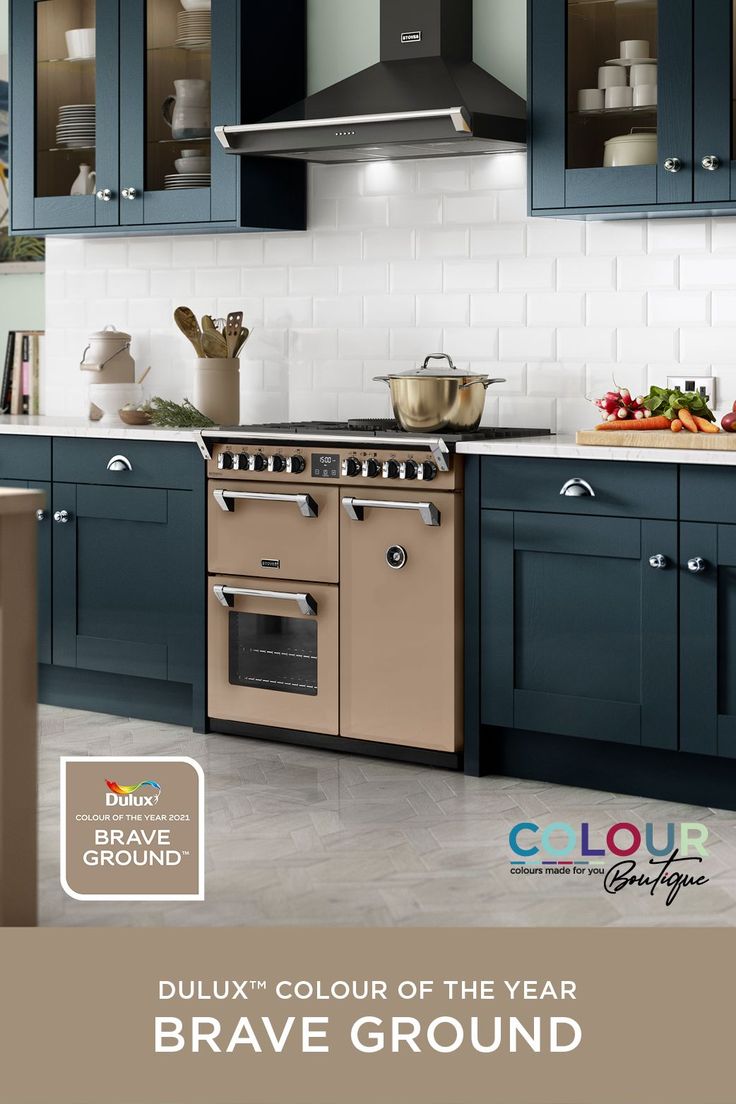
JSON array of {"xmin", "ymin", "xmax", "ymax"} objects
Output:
[{"xmin": 42, "ymin": 152, "xmax": 736, "ymax": 425}]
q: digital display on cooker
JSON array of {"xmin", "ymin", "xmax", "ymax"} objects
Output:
[{"xmin": 311, "ymin": 453, "xmax": 340, "ymax": 479}]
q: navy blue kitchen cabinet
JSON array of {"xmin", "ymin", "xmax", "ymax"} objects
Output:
[
  {"xmin": 529, "ymin": 0, "xmax": 736, "ymax": 218},
  {"xmin": 10, "ymin": 0, "xmax": 306, "ymax": 236}
]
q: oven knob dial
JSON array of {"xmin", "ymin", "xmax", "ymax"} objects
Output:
[
  {"xmin": 252, "ymin": 454, "xmax": 267, "ymax": 472},
  {"xmin": 270, "ymin": 455, "xmax": 287, "ymax": 473},
  {"xmin": 403, "ymin": 460, "xmax": 418, "ymax": 481},
  {"xmin": 384, "ymin": 459, "xmax": 401, "ymax": 480},
  {"xmin": 421, "ymin": 461, "xmax": 438, "ymax": 482},
  {"xmin": 343, "ymin": 457, "xmax": 361, "ymax": 478},
  {"xmin": 364, "ymin": 458, "xmax": 381, "ymax": 479},
  {"xmin": 288, "ymin": 455, "xmax": 306, "ymax": 475},
  {"xmin": 218, "ymin": 451, "xmax": 235, "ymax": 470}
]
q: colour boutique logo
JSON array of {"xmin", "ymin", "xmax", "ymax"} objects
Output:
[
  {"xmin": 105, "ymin": 779, "xmax": 162, "ymax": 806},
  {"xmin": 508, "ymin": 821, "xmax": 711, "ymax": 906}
]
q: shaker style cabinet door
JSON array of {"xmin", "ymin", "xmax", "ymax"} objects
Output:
[
  {"xmin": 0, "ymin": 479, "xmax": 51, "ymax": 666},
  {"xmin": 529, "ymin": 0, "xmax": 693, "ymax": 213},
  {"xmin": 692, "ymin": 0, "xmax": 736, "ymax": 204},
  {"xmin": 481, "ymin": 510, "xmax": 678, "ymax": 750},
  {"xmin": 11, "ymin": 0, "xmax": 120, "ymax": 231},
  {"xmin": 51, "ymin": 482, "xmax": 197, "ymax": 685}
]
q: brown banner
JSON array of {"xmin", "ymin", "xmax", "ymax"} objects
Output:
[{"xmin": 0, "ymin": 926, "xmax": 732, "ymax": 1104}]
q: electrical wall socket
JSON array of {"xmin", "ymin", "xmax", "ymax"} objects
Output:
[{"xmin": 667, "ymin": 376, "xmax": 716, "ymax": 406}]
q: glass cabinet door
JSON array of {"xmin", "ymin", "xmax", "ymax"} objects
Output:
[
  {"xmin": 119, "ymin": 0, "xmax": 238, "ymax": 227},
  {"xmin": 11, "ymin": 0, "xmax": 119, "ymax": 230},
  {"xmin": 692, "ymin": 0, "xmax": 736, "ymax": 204}
]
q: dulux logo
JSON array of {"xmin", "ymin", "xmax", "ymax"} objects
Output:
[{"xmin": 105, "ymin": 779, "xmax": 162, "ymax": 807}]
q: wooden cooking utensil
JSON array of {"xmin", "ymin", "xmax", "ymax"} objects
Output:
[
  {"xmin": 174, "ymin": 306, "xmax": 204, "ymax": 357},
  {"xmin": 225, "ymin": 311, "xmax": 244, "ymax": 358},
  {"xmin": 234, "ymin": 327, "xmax": 250, "ymax": 357},
  {"xmin": 201, "ymin": 328, "xmax": 229, "ymax": 359},
  {"xmin": 201, "ymin": 315, "xmax": 218, "ymax": 333}
]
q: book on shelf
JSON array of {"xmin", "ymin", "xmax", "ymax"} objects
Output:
[{"xmin": 1, "ymin": 330, "xmax": 44, "ymax": 416}]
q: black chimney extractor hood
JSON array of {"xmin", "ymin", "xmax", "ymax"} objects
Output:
[{"xmin": 215, "ymin": 0, "xmax": 526, "ymax": 163}]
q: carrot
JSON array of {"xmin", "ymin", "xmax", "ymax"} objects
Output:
[
  {"xmin": 679, "ymin": 408, "xmax": 699, "ymax": 433},
  {"xmin": 595, "ymin": 416, "xmax": 671, "ymax": 431},
  {"xmin": 671, "ymin": 419, "xmax": 683, "ymax": 433},
  {"xmin": 693, "ymin": 415, "xmax": 720, "ymax": 434}
]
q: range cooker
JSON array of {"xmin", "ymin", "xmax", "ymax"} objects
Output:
[{"xmin": 202, "ymin": 421, "xmax": 550, "ymax": 766}]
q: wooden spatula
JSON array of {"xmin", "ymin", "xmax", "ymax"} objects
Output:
[{"xmin": 225, "ymin": 312, "xmax": 244, "ymax": 358}]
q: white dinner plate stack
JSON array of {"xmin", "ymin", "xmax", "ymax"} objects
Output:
[
  {"xmin": 164, "ymin": 172, "xmax": 211, "ymax": 189},
  {"xmin": 56, "ymin": 104, "xmax": 96, "ymax": 148},
  {"xmin": 175, "ymin": 10, "xmax": 211, "ymax": 48}
]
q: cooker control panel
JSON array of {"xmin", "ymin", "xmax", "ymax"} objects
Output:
[{"xmin": 209, "ymin": 445, "xmax": 459, "ymax": 491}]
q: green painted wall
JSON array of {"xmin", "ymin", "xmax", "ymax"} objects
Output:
[
  {"xmin": 0, "ymin": 0, "xmax": 45, "ymax": 365},
  {"xmin": 307, "ymin": 0, "xmax": 527, "ymax": 96}
]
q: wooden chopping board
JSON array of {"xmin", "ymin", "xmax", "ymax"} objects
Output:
[{"xmin": 576, "ymin": 429, "xmax": 736, "ymax": 450}]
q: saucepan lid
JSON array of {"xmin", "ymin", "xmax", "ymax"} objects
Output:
[{"xmin": 375, "ymin": 353, "xmax": 489, "ymax": 381}]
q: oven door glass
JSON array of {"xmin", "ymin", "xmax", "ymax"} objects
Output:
[{"xmin": 228, "ymin": 611, "xmax": 317, "ymax": 697}]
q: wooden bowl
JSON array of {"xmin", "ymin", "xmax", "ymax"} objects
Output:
[{"xmin": 118, "ymin": 408, "xmax": 153, "ymax": 426}]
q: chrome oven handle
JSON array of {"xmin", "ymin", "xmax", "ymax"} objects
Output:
[
  {"xmin": 213, "ymin": 585, "xmax": 317, "ymax": 617},
  {"xmin": 213, "ymin": 489, "xmax": 318, "ymax": 518},
  {"xmin": 341, "ymin": 497, "xmax": 440, "ymax": 527}
]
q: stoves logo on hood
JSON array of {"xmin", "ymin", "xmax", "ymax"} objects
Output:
[{"xmin": 105, "ymin": 779, "xmax": 162, "ymax": 806}]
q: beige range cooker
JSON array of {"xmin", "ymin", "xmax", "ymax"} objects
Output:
[{"xmin": 202, "ymin": 421, "xmax": 547, "ymax": 767}]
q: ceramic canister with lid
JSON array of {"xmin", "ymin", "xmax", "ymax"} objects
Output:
[{"xmin": 80, "ymin": 325, "xmax": 135, "ymax": 383}]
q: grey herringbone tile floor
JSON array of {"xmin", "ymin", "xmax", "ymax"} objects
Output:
[{"xmin": 37, "ymin": 705, "xmax": 736, "ymax": 927}]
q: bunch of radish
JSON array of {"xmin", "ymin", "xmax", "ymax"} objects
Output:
[{"xmin": 594, "ymin": 388, "xmax": 653, "ymax": 422}]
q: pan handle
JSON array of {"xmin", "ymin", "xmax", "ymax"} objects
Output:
[{"xmin": 460, "ymin": 377, "xmax": 507, "ymax": 391}]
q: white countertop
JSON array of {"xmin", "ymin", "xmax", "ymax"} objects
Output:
[
  {"xmin": 457, "ymin": 433, "xmax": 736, "ymax": 467},
  {"xmin": 0, "ymin": 416, "xmax": 202, "ymax": 444}
]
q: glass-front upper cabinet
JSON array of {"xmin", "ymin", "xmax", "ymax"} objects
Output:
[
  {"xmin": 691, "ymin": 0, "xmax": 736, "ymax": 204},
  {"xmin": 119, "ymin": 0, "xmax": 238, "ymax": 226},
  {"xmin": 12, "ymin": 0, "xmax": 119, "ymax": 230},
  {"xmin": 529, "ymin": 0, "xmax": 694, "ymax": 214}
]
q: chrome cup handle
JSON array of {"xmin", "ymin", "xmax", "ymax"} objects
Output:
[{"xmin": 460, "ymin": 377, "xmax": 507, "ymax": 391}]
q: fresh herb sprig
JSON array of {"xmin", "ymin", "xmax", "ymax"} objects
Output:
[
  {"xmin": 147, "ymin": 397, "xmax": 215, "ymax": 428},
  {"xmin": 643, "ymin": 385, "xmax": 716, "ymax": 423}
]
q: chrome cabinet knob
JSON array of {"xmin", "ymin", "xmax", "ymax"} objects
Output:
[
  {"xmin": 121, "ymin": 187, "xmax": 138, "ymax": 200},
  {"xmin": 664, "ymin": 157, "xmax": 682, "ymax": 174},
  {"xmin": 560, "ymin": 478, "xmax": 596, "ymax": 498},
  {"xmin": 36, "ymin": 509, "xmax": 47, "ymax": 522},
  {"xmin": 687, "ymin": 557, "xmax": 707, "ymax": 574},
  {"xmin": 702, "ymin": 155, "xmax": 720, "ymax": 171},
  {"xmin": 649, "ymin": 554, "xmax": 668, "ymax": 570},
  {"xmin": 53, "ymin": 510, "xmax": 70, "ymax": 524},
  {"xmin": 96, "ymin": 188, "xmax": 113, "ymax": 201}
]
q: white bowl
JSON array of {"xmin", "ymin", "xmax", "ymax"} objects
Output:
[
  {"xmin": 88, "ymin": 383, "xmax": 143, "ymax": 426},
  {"xmin": 65, "ymin": 28, "xmax": 95, "ymax": 59},
  {"xmin": 179, "ymin": 148, "xmax": 203, "ymax": 158},
  {"xmin": 180, "ymin": 0, "xmax": 211, "ymax": 9},
  {"xmin": 175, "ymin": 157, "xmax": 210, "ymax": 174},
  {"xmin": 604, "ymin": 131, "xmax": 658, "ymax": 167}
]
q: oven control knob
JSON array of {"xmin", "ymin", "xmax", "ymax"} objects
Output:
[
  {"xmin": 384, "ymin": 460, "xmax": 401, "ymax": 480},
  {"xmin": 288, "ymin": 455, "xmax": 306, "ymax": 475},
  {"xmin": 403, "ymin": 460, "xmax": 418, "ymax": 481},
  {"xmin": 270, "ymin": 455, "xmax": 286, "ymax": 473},
  {"xmin": 364, "ymin": 458, "xmax": 381, "ymax": 479},
  {"xmin": 421, "ymin": 461, "xmax": 437, "ymax": 482},
  {"xmin": 252, "ymin": 454, "xmax": 267, "ymax": 472},
  {"xmin": 218, "ymin": 451, "xmax": 235, "ymax": 470},
  {"xmin": 343, "ymin": 457, "xmax": 361, "ymax": 478}
]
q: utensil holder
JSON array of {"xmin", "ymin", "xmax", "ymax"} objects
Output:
[{"xmin": 193, "ymin": 358, "xmax": 240, "ymax": 425}]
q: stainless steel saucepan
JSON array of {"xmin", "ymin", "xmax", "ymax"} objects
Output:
[{"xmin": 374, "ymin": 354, "xmax": 506, "ymax": 433}]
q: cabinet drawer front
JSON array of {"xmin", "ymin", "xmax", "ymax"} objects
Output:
[
  {"xmin": 481, "ymin": 457, "xmax": 677, "ymax": 519},
  {"xmin": 0, "ymin": 436, "xmax": 50, "ymax": 481},
  {"xmin": 680, "ymin": 467, "xmax": 736, "ymax": 523},
  {"xmin": 53, "ymin": 439, "xmax": 201, "ymax": 490}
]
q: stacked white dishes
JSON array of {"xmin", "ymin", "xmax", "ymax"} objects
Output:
[
  {"xmin": 175, "ymin": 9, "xmax": 211, "ymax": 48},
  {"xmin": 165, "ymin": 146, "xmax": 210, "ymax": 189},
  {"xmin": 56, "ymin": 104, "xmax": 96, "ymax": 148},
  {"xmin": 164, "ymin": 172, "xmax": 211, "ymax": 189}
]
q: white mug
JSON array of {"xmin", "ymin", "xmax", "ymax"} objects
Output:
[
  {"xmin": 633, "ymin": 84, "xmax": 658, "ymax": 107},
  {"xmin": 606, "ymin": 85, "xmax": 634, "ymax": 109},
  {"xmin": 620, "ymin": 39, "xmax": 650, "ymax": 60},
  {"xmin": 578, "ymin": 88, "xmax": 605, "ymax": 112},
  {"xmin": 598, "ymin": 65, "xmax": 627, "ymax": 89},
  {"xmin": 630, "ymin": 63, "xmax": 657, "ymax": 86}
]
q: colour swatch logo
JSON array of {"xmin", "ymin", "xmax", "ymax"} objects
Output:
[{"xmin": 105, "ymin": 779, "xmax": 162, "ymax": 806}]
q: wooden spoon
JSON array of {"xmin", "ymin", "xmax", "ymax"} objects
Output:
[
  {"xmin": 174, "ymin": 306, "xmax": 203, "ymax": 357},
  {"xmin": 201, "ymin": 328, "xmax": 229, "ymax": 359}
]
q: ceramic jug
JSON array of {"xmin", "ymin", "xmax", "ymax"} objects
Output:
[
  {"xmin": 162, "ymin": 80, "xmax": 211, "ymax": 140},
  {"xmin": 70, "ymin": 163, "xmax": 96, "ymax": 196}
]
